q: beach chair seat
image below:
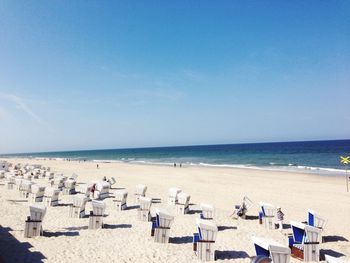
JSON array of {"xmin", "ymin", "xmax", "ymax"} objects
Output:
[
  {"xmin": 94, "ymin": 181, "xmax": 110, "ymax": 199},
  {"xmin": 63, "ymin": 179, "xmax": 76, "ymax": 195},
  {"xmin": 289, "ymin": 221, "xmax": 322, "ymax": 261},
  {"xmin": 200, "ymin": 203, "xmax": 214, "ymax": 219},
  {"xmin": 69, "ymin": 194, "xmax": 89, "ymax": 218},
  {"xmin": 135, "ymin": 184, "xmax": 147, "ymax": 204},
  {"xmin": 259, "ymin": 202, "xmax": 277, "ymax": 229},
  {"xmin": 252, "ymin": 236, "xmax": 291, "ymax": 263},
  {"xmin": 152, "ymin": 208, "xmax": 174, "ymax": 243},
  {"xmin": 89, "ymin": 200, "xmax": 106, "ymax": 229},
  {"xmin": 43, "ymin": 187, "xmax": 60, "ymax": 207},
  {"xmin": 138, "ymin": 196, "xmax": 152, "ymax": 221},
  {"xmin": 176, "ymin": 192, "xmax": 191, "ymax": 214},
  {"xmin": 114, "ymin": 190, "xmax": 128, "ymax": 211},
  {"xmin": 24, "ymin": 203, "xmax": 47, "ymax": 238},
  {"xmin": 193, "ymin": 218, "xmax": 218, "ymax": 261},
  {"xmin": 28, "ymin": 185, "xmax": 46, "ymax": 203}
]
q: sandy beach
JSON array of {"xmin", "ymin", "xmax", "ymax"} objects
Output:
[{"xmin": 0, "ymin": 158, "xmax": 349, "ymax": 263}]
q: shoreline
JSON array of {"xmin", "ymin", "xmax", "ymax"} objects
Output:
[{"xmin": 2, "ymin": 156, "xmax": 347, "ymax": 178}]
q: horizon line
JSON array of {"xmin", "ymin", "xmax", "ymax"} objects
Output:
[{"xmin": 1, "ymin": 138, "xmax": 349, "ymax": 156}]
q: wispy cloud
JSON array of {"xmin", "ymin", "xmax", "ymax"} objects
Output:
[{"xmin": 0, "ymin": 93, "xmax": 44, "ymax": 124}]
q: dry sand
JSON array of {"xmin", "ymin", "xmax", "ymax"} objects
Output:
[{"xmin": 0, "ymin": 158, "xmax": 349, "ymax": 263}]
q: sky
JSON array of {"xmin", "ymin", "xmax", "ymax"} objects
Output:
[{"xmin": 0, "ymin": 1, "xmax": 349, "ymax": 154}]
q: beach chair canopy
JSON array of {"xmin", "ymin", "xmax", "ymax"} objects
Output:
[
  {"xmin": 259, "ymin": 202, "xmax": 276, "ymax": 217},
  {"xmin": 30, "ymin": 203, "xmax": 47, "ymax": 221},
  {"xmin": 155, "ymin": 208, "xmax": 174, "ymax": 228},
  {"xmin": 177, "ymin": 192, "xmax": 190, "ymax": 204},
  {"xmin": 31, "ymin": 184, "xmax": 45, "ymax": 194},
  {"xmin": 200, "ymin": 203, "xmax": 214, "ymax": 212},
  {"xmin": 243, "ymin": 196, "xmax": 254, "ymax": 210},
  {"xmin": 92, "ymin": 200, "xmax": 106, "ymax": 215},
  {"xmin": 196, "ymin": 218, "xmax": 218, "ymax": 242},
  {"xmin": 139, "ymin": 196, "xmax": 152, "ymax": 210},
  {"xmin": 135, "ymin": 184, "xmax": 147, "ymax": 195},
  {"xmin": 115, "ymin": 190, "xmax": 128, "ymax": 200},
  {"xmin": 308, "ymin": 209, "xmax": 327, "ymax": 229},
  {"xmin": 325, "ymin": 255, "xmax": 347, "ymax": 263}
]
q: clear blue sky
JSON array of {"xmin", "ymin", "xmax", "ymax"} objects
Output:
[{"xmin": 0, "ymin": 1, "xmax": 349, "ymax": 154}]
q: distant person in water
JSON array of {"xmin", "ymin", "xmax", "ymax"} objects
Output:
[
  {"xmin": 174, "ymin": 163, "xmax": 176, "ymax": 167},
  {"xmin": 180, "ymin": 163, "xmax": 182, "ymax": 168}
]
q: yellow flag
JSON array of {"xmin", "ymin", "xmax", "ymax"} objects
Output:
[{"xmin": 340, "ymin": 156, "xmax": 350, "ymax": 165}]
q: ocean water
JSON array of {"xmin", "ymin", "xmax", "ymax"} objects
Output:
[{"xmin": 2, "ymin": 140, "xmax": 350, "ymax": 176}]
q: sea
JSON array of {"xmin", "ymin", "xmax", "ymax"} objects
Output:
[{"xmin": 1, "ymin": 140, "xmax": 350, "ymax": 176}]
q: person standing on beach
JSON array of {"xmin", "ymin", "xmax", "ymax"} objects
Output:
[
  {"xmin": 276, "ymin": 207, "xmax": 284, "ymax": 230},
  {"xmin": 97, "ymin": 164, "xmax": 99, "ymax": 169}
]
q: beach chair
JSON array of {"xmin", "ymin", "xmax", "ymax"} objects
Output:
[
  {"xmin": 89, "ymin": 200, "xmax": 106, "ymax": 229},
  {"xmin": 252, "ymin": 236, "xmax": 291, "ymax": 263},
  {"xmin": 80, "ymin": 184, "xmax": 92, "ymax": 198},
  {"xmin": 0, "ymin": 171, "xmax": 5, "ymax": 179},
  {"xmin": 138, "ymin": 196, "xmax": 152, "ymax": 221},
  {"xmin": 135, "ymin": 184, "xmax": 147, "ymax": 204},
  {"xmin": 19, "ymin": 180, "xmax": 33, "ymax": 198},
  {"xmin": 325, "ymin": 255, "xmax": 348, "ymax": 263},
  {"xmin": 28, "ymin": 185, "xmax": 46, "ymax": 203},
  {"xmin": 168, "ymin": 187, "xmax": 182, "ymax": 205},
  {"xmin": 63, "ymin": 179, "xmax": 76, "ymax": 195},
  {"xmin": 109, "ymin": 177, "xmax": 116, "ymax": 187},
  {"xmin": 52, "ymin": 176, "xmax": 65, "ymax": 190},
  {"xmin": 43, "ymin": 187, "xmax": 60, "ymax": 207},
  {"xmin": 46, "ymin": 172, "xmax": 54, "ymax": 181},
  {"xmin": 114, "ymin": 190, "xmax": 128, "ymax": 211},
  {"xmin": 94, "ymin": 181, "xmax": 110, "ymax": 199},
  {"xmin": 200, "ymin": 203, "xmax": 215, "ymax": 220},
  {"xmin": 23, "ymin": 173, "xmax": 32, "ymax": 181},
  {"xmin": 259, "ymin": 202, "xmax": 276, "ymax": 229},
  {"xmin": 5, "ymin": 175, "xmax": 15, "ymax": 190},
  {"xmin": 152, "ymin": 208, "xmax": 174, "ymax": 243},
  {"xmin": 289, "ymin": 221, "xmax": 322, "ymax": 261},
  {"xmin": 176, "ymin": 192, "xmax": 191, "ymax": 214},
  {"xmin": 24, "ymin": 203, "xmax": 47, "ymax": 238},
  {"xmin": 233, "ymin": 196, "xmax": 253, "ymax": 219},
  {"xmin": 193, "ymin": 218, "xmax": 218, "ymax": 261},
  {"xmin": 69, "ymin": 194, "xmax": 89, "ymax": 218},
  {"xmin": 70, "ymin": 173, "xmax": 78, "ymax": 181}
]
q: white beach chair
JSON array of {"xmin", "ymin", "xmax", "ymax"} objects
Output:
[
  {"xmin": 19, "ymin": 180, "xmax": 33, "ymax": 198},
  {"xmin": 259, "ymin": 202, "xmax": 277, "ymax": 229},
  {"xmin": 109, "ymin": 176, "xmax": 116, "ymax": 186},
  {"xmin": 176, "ymin": 192, "xmax": 191, "ymax": 214},
  {"xmin": 52, "ymin": 176, "xmax": 65, "ymax": 190},
  {"xmin": 193, "ymin": 218, "xmax": 218, "ymax": 261},
  {"xmin": 152, "ymin": 208, "xmax": 174, "ymax": 243},
  {"xmin": 28, "ymin": 184, "xmax": 46, "ymax": 203},
  {"xmin": 69, "ymin": 194, "xmax": 89, "ymax": 218},
  {"xmin": 80, "ymin": 184, "xmax": 92, "ymax": 198},
  {"xmin": 138, "ymin": 196, "xmax": 152, "ymax": 221},
  {"xmin": 252, "ymin": 236, "xmax": 291, "ymax": 263},
  {"xmin": 114, "ymin": 189, "xmax": 128, "ymax": 211},
  {"xmin": 289, "ymin": 221, "xmax": 322, "ymax": 261},
  {"xmin": 168, "ymin": 187, "xmax": 182, "ymax": 205},
  {"xmin": 89, "ymin": 200, "xmax": 106, "ymax": 229},
  {"xmin": 200, "ymin": 203, "xmax": 215, "ymax": 220},
  {"xmin": 24, "ymin": 203, "xmax": 47, "ymax": 238},
  {"xmin": 23, "ymin": 173, "xmax": 32, "ymax": 181},
  {"xmin": 233, "ymin": 196, "xmax": 254, "ymax": 219},
  {"xmin": 63, "ymin": 179, "xmax": 76, "ymax": 195},
  {"xmin": 5, "ymin": 175, "xmax": 16, "ymax": 190},
  {"xmin": 70, "ymin": 173, "xmax": 78, "ymax": 181},
  {"xmin": 94, "ymin": 181, "xmax": 110, "ymax": 199},
  {"xmin": 43, "ymin": 187, "xmax": 60, "ymax": 207},
  {"xmin": 135, "ymin": 184, "xmax": 147, "ymax": 204}
]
